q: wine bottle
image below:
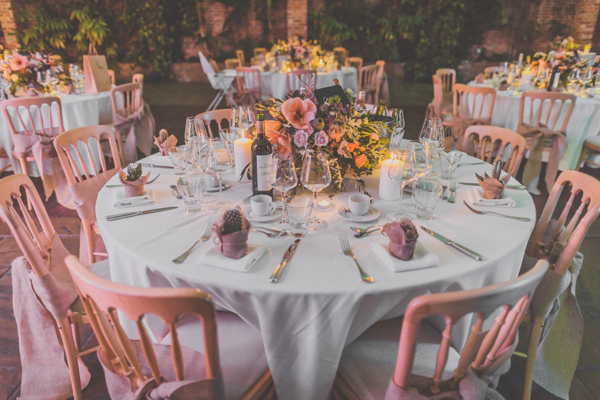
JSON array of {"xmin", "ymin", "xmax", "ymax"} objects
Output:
[
  {"xmin": 547, "ymin": 66, "xmax": 560, "ymax": 91},
  {"xmin": 251, "ymin": 114, "xmax": 274, "ymax": 197},
  {"xmin": 375, "ymin": 99, "xmax": 386, "ymax": 121}
]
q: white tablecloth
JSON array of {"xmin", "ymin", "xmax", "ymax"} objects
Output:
[
  {"xmin": 225, "ymin": 67, "xmax": 358, "ymax": 100},
  {"xmin": 96, "ymin": 155, "xmax": 535, "ymax": 399}
]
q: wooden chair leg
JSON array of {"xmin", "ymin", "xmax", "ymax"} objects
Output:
[
  {"xmin": 523, "ymin": 315, "xmax": 544, "ymax": 400},
  {"xmin": 82, "ymin": 220, "xmax": 95, "ymax": 265},
  {"xmin": 576, "ymin": 146, "xmax": 588, "ymax": 172},
  {"xmin": 17, "ymin": 156, "xmax": 33, "ymax": 209},
  {"xmin": 71, "ymin": 321, "xmax": 81, "ymax": 352},
  {"xmin": 58, "ymin": 318, "xmax": 83, "ymax": 400}
]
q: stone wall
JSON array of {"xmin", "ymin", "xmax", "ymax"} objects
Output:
[
  {"xmin": 0, "ymin": 0, "xmax": 18, "ymax": 49},
  {"xmin": 287, "ymin": 0, "xmax": 307, "ymax": 39}
]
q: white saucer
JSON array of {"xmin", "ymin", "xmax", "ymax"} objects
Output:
[
  {"xmin": 206, "ymin": 180, "xmax": 231, "ymax": 193},
  {"xmin": 244, "ymin": 202, "xmax": 283, "ymax": 222},
  {"xmin": 338, "ymin": 206, "xmax": 381, "ymax": 222}
]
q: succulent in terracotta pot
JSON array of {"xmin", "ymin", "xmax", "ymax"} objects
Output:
[
  {"xmin": 119, "ymin": 164, "xmax": 150, "ymax": 197},
  {"xmin": 213, "ymin": 207, "xmax": 251, "ymax": 259}
]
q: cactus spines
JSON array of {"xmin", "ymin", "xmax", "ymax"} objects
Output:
[
  {"xmin": 222, "ymin": 208, "xmax": 244, "ymax": 235},
  {"xmin": 158, "ymin": 129, "xmax": 169, "ymax": 142}
]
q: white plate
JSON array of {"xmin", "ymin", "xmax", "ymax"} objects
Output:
[
  {"xmin": 244, "ymin": 202, "xmax": 283, "ymax": 222},
  {"xmin": 338, "ymin": 206, "xmax": 381, "ymax": 222}
]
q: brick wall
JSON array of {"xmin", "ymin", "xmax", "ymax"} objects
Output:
[
  {"xmin": 287, "ymin": 0, "xmax": 307, "ymax": 39},
  {"xmin": 0, "ymin": 0, "xmax": 18, "ymax": 49}
]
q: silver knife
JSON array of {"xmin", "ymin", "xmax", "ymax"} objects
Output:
[
  {"xmin": 137, "ymin": 163, "xmax": 174, "ymax": 169},
  {"xmin": 106, "ymin": 206, "xmax": 178, "ymax": 221},
  {"xmin": 270, "ymin": 239, "xmax": 301, "ymax": 283},
  {"xmin": 420, "ymin": 226, "xmax": 483, "ymax": 261},
  {"xmin": 458, "ymin": 182, "xmax": 526, "ymax": 190}
]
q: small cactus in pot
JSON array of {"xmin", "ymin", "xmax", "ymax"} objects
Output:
[
  {"xmin": 475, "ymin": 159, "xmax": 510, "ymax": 199},
  {"xmin": 119, "ymin": 164, "xmax": 151, "ymax": 197},
  {"xmin": 213, "ymin": 207, "xmax": 251, "ymax": 259}
]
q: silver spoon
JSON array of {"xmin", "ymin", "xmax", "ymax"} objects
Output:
[
  {"xmin": 170, "ymin": 185, "xmax": 182, "ymax": 199},
  {"xmin": 350, "ymin": 225, "xmax": 377, "ymax": 233},
  {"xmin": 251, "ymin": 228, "xmax": 287, "ymax": 238},
  {"xmin": 106, "ymin": 174, "xmax": 161, "ymax": 188},
  {"xmin": 441, "ymin": 185, "xmax": 448, "ymax": 200}
]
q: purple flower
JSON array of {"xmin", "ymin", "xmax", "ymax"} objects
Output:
[
  {"xmin": 294, "ymin": 130, "xmax": 310, "ymax": 147},
  {"xmin": 314, "ymin": 130, "xmax": 329, "ymax": 147}
]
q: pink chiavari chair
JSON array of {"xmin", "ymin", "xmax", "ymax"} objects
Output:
[
  {"xmin": 236, "ymin": 49, "xmax": 246, "ymax": 66},
  {"xmin": 0, "ymin": 174, "xmax": 108, "ymax": 400},
  {"xmin": 1, "ymin": 96, "xmax": 65, "ymax": 201},
  {"xmin": 199, "ymin": 51, "xmax": 237, "ymax": 111},
  {"xmin": 333, "ymin": 260, "xmax": 548, "ymax": 399},
  {"xmin": 235, "ymin": 67, "xmax": 262, "ymax": 106},
  {"xmin": 516, "ymin": 91, "xmax": 576, "ymax": 193},
  {"xmin": 484, "ymin": 66, "xmax": 502, "ymax": 77},
  {"xmin": 286, "ymin": 69, "xmax": 316, "ymax": 95},
  {"xmin": 110, "ymin": 82, "xmax": 146, "ymax": 164},
  {"xmin": 451, "ymin": 83, "xmax": 496, "ymax": 150},
  {"xmin": 436, "ymin": 68, "xmax": 456, "ymax": 93},
  {"xmin": 132, "ymin": 73, "xmax": 144, "ymax": 97},
  {"xmin": 575, "ymin": 135, "xmax": 600, "ymax": 170},
  {"xmin": 426, "ymin": 75, "xmax": 444, "ymax": 120},
  {"xmin": 375, "ymin": 60, "xmax": 385, "ymax": 76},
  {"xmin": 54, "ymin": 125, "xmax": 122, "ymax": 265},
  {"xmin": 253, "ymin": 47, "xmax": 268, "ymax": 58},
  {"xmin": 65, "ymin": 254, "xmax": 274, "ymax": 399},
  {"xmin": 358, "ymin": 64, "xmax": 381, "ymax": 105},
  {"xmin": 195, "ymin": 109, "xmax": 231, "ymax": 139},
  {"xmin": 333, "ymin": 47, "xmax": 348, "ymax": 65},
  {"xmin": 225, "ymin": 58, "xmax": 242, "ymax": 69},
  {"xmin": 521, "ymin": 170, "xmax": 600, "ymax": 400},
  {"xmin": 346, "ymin": 57, "xmax": 363, "ymax": 71},
  {"xmin": 462, "ymin": 125, "xmax": 526, "ymax": 178}
]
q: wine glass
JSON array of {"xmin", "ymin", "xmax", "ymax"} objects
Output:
[
  {"xmin": 205, "ymin": 138, "xmax": 234, "ymax": 211},
  {"xmin": 411, "ymin": 141, "xmax": 432, "ymax": 178},
  {"xmin": 270, "ymin": 155, "xmax": 298, "ymax": 230},
  {"xmin": 581, "ymin": 68, "xmax": 593, "ymax": 96},
  {"xmin": 184, "ymin": 116, "xmax": 197, "ymax": 146},
  {"xmin": 300, "ymin": 150, "xmax": 331, "ymax": 230},
  {"xmin": 189, "ymin": 135, "xmax": 217, "ymax": 204},
  {"xmin": 243, "ymin": 106, "xmax": 256, "ymax": 131},
  {"xmin": 567, "ymin": 69, "xmax": 580, "ymax": 93},
  {"xmin": 47, "ymin": 69, "xmax": 58, "ymax": 95},
  {"xmin": 389, "ymin": 108, "xmax": 405, "ymax": 152},
  {"xmin": 419, "ymin": 118, "xmax": 443, "ymax": 174},
  {"xmin": 387, "ymin": 148, "xmax": 417, "ymax": 221},
  {"xmin": 37, "ymin": 71, "xmax": 49, "ymax": 94}
]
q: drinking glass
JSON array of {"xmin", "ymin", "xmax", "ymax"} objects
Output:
[
  {"xmin": 567, "ymin": 69, "xmax": 580, "ymax": 93},
  {"xmin": 219, "ymin": 128, "xmax": 238, "ymax": 148},
  {"xmin": 47, "ymin": 69, "xmax": 58, "ymax": 94},
  {"xmin": 389, "ymin": 108, "xmax": 405, "ymax": 152},
  {"xmin": 184, "ymin": 116, "xmax": 197, "ymax": 146},
  {"xmin": 439, "ymin": 151, "xmax": 463, "ymax": 180},
  {"xmin": 411, "ymin": 141, "xmax": 432, "ymax": 178},
  {"xmin": 189, "ymin": 136, "xmax": 217, "ymax": 204},
  {"xmin": 420, "ymin": 118, "xmax": 443, "ymax": 154},
  {"xmin": 270, "ymin": 155, "xmax": 298, "ymax": 229},
  {"xmin": 300, "ymin": 150, "xmax": 331, "ymax": 230},
  {"xmin": 205, "ymin": 139, "xmax": 234, "ymax": 211},
  {"xmin": 387, "ymin": 148, "xmax": 417, "ymax": 222},
  {"xmin": 581, "ymin": 68, "xmax": 593, "ymax": 96},
  {"xmin": 243, "ymin": 106, "xmax": 256, "ymax": 131},
  {"xmin": 230, "ymin": 107, "xmax": 243, "ymax": 138},
  {"xmin": 177, "ymin": 176, "xmax": 203, "ymax": 213},
  {"xmin": 37, "ymin": 71, "xmax": 49, "ymax": 94},
  {"xmin": 286, "ymin": 196, "xmax": 314, "ymax": 235},
  {"xmin": 168, "ymin": 146, "xmax": 190, "ymax": 175},
  {"xmin": 414, "ymin": 178, "xmax": 443, "ymax": 220}
]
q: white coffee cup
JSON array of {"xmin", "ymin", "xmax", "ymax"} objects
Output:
[
  {"xmin": 348, "ymin": 193, "xmax": 373, "ymax": 215},
  {"xmin": 251, "ymin": 195, "xmax": 272, "ymax": 216}
]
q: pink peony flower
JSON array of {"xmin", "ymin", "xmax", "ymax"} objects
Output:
[
  {"xmin": 328, "ymin": 124, "xmax": 344, "ymax": 142},
  {"xmin": 10, "ymin": 54, "xmax": 28, "ymax": 71},
  {"xmin": 281, "ymin": 97, "xmax": 317, "ymax": 130},
  {"xmin": 266, "ymin": 128, "xmax": 292, "ymax": 160},
  {"xmin": 293, "ymin": 130, "xmax": 310, "ymax": 148},
  {"xmin": 314, "ymin": 130, "xmax": 329, "ymax": 147}
]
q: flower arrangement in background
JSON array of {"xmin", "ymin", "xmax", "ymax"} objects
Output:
[
  {"xmin": 1, "ymin": 52, "xmax": 53, "ymax": 95},
  {"xmin": 259, "ymin": 78, "xmax": 390, "ymax": 195}
]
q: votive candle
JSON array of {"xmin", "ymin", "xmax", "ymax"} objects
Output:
[{"xmin": 234, "ymin": 137, "xmax": 252, "ymax": 182}]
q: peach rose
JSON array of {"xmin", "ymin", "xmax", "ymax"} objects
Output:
[{"xmin": 355, "ymin": 154, "xmax": 367, "ymax": 168}]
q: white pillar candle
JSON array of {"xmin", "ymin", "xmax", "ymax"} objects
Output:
[
  {"xmin": 234, "ymin": 137, "xmax": 253, "ymax": 182},
  {"xmin": 379, "ymin": 158, "xmax": 401, "ymax": 201}
]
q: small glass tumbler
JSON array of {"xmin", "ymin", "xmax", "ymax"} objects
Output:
[
  {"xmin": 177, "ymin": 176, "xmax": 203, "ymax": 213},
  {"xmin": 439, "ymin": 151, "xmax": 463, "ymax": 180},
  {"xmin": 168, "ymin": 146, "xmax": 190, "ymax": 175},
  {"xmin": 286, "ymin": 196, "xmax": 314, "ymax": 235},
  {"xmin": 414, "ymin": 178, "xmax": 442, "ymax": 220}
]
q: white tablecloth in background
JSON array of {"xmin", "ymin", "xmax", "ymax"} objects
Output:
[
  {"xmin": 96, "ymin": 155, "xmax": 535, "ymax": 399},
  {"xmin": 225, "ymin": 67, "xmax": 358, "ymax": 100}
]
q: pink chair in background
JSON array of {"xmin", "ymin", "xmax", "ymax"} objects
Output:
[
  {"xmin": 346, "ymin": 57, "xmax": 363, "ymax": 71},
  {"xmin": 358, "ymin": 64, "xmax": 381, "ymax": 105},
  {"xmin": 199, "ymin": 51, "xmax": 237, "ymax": 111},
  {"xmin": 54, "ymin": 125, "xmax": 122, "ymax": 266},
  {"xmin": 236, "ymin": 49, "xmax": 246, "ymax": 66},
  {"xmin": 451, "ymin": 83, "xmax": 496, "ymax": 150},
  {"xmin": 286, "ymin": 69, "xmax": 317, "ymax": 95},
  {"xmin": 65, "ymin": 254, "xmax": 274, "ymax": 399},
  {"xmin": 462, "ymin": 125, "xmax": 526, "ymax": 178},
  {"xmin": 235, "ymin": 67, "xmax": 262, "ymax": 106},
  {"xmin": 516, "ymin": 91, "xmax": 576, "ymax": 194},
  {"xmin": 253, "ymin": 47, "xmax": 268, "ymax": 58},
  {"xmin": 225, "ymin": 58, "xmax": 242, "ymax": 69},
  {"xmin": 0, "ymin": 174, "xmax": 109, "ymax": 400},
  {"xmin": 436, "ymin": 68, "xmax": 456, "ymax": 93},
  {"xmin": 333, "ymin": 47, "xmax": 348, "ymax": 65},
  {"xmin": 333, "ymin": 260, "xmax": 548, "ymax": 399},
  {"xmin": 195, "ymin": 109, "xmax": 231, "ymax": 139},
  {"xmin": 426, "ymin": 75, "xmax": 444, "ymax": 120}
]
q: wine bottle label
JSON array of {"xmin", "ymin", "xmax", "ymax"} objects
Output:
[{"xmin": 255, "ymin": 154, "xmax": 273, "ymax": 191}]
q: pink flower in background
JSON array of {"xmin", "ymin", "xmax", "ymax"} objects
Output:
[
  {"xmin": 314, "ymin": 130, "xmax": 329, "ymax": 147},
  {"xmin": 281, "ymin": 97, "xmax": 316, "ymax": 130},
  {"xmin": 10, "ymin": 54, "xmax": 28, "ymax": 71},
  {"xmin": 294, "ymin": 46, "xmax": 306, "ymax": 56},
  {"xmin": 294, "ymin": 130, "xmax": 310, "ymax": 147},
  {"xmin": 266, "ymin": 129, "xmax": 292, "ymax": 159}
]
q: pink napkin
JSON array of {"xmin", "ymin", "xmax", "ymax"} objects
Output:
[
  {"xmin": 381, "ymin": 219, "xmax": 419, "ymax": 261},
  {"xmin": 154, "ymin": 129, "xmax": 178, "ymax": 156}
]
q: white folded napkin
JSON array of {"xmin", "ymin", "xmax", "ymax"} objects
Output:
[
  {"xmin": 143, "ymin": 154, "xmax": 173, "ymax": 167},
  {"xmin": 467, "ymin": 187, "xmax": 516, "ymax": 208},
  {"xmin": 370, "ymin": 242, "xmax": 439, "ymax": 272},
  {"xmin": 112, "ymin": 188, "xmax": 155, "ymax": 208},
  {"xmin": 200, "ymin": 244, "xmax": 266, "ymax": 273}
]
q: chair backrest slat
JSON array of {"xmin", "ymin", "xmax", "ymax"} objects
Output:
[
  {"xmin": 1, "ymin": 97, "xmax": 64, "ymax": 137},
  {"xmin": 517, "ymin": 92, "xmax": 576, "ymax": 133},
  {"xmin": 346, "ymin": 57, "xmax": 363, "ymax": 71},
  {"xmin": 111, "ymin": 83, "xmax": 142, "ymax": 121},
  {"xmin": 195, "ymin": 109, "xmax": 231, "ymax": 139},
  {"xmin": 436, "ymin": 68, "xmax": 456, "ymax": 93},
  {"xmin": 462, "ymin": 126, "xmax": 525, "ymax": 177},
  {"xmin": 453, "ymin": 84, "xmax": 496, "ymax": 120}
]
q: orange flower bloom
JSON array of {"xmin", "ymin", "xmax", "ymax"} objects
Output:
[
  {"xmin": 355, "ymin": 154, "xmax": 367, "ymax": 168},
  {"xmin": 346, "ymin": 142, "xmax": 359, "ymax": 152}
]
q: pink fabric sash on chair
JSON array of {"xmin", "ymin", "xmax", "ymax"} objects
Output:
[
  {"xmin": 451, "ymin": 117, "xmax": 490, "ymax": 151},
  {"xmin": 518, "ymin": 124, "xmax": 567, "ymax": 191},
  {"xmin": 12, "ymin": 234, "xmax": 91, "ymax": 399},
  {"xmin": 113, "ymin": 103, "xmax": 155, "ymax": 165}
]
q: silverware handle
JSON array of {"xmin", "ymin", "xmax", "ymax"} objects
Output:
[
  {"xmin": 352, "ymin": 256, "xmax": 374, "ymax": 283},
  {"xmin": 448, "ymin": 241, "xmax": 483, "ymax": 261},
  {"xmin": 491, "ymin": 212, "xmax": 531, "ymax": 222},
  {"xmin": 270, "ymin": 261, "xmax": 287, "ymax": 283},
  {"xmin": 106, "ymin": 211, "xmax": 141, "ymax": 221},
  {"xmin": 172, "ymin": 238, "xmax": 206, "ymax": 264}
]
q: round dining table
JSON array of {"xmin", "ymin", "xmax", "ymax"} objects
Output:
[{"xmin": 96, "ymin": 152, "xmax": 535, "ymax": 399}]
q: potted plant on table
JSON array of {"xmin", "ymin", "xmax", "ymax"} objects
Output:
[{"xmin": 119, "ymin": 164, "xmax": 150, "ymax": 197}]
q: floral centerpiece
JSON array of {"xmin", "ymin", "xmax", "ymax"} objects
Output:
[
  {"xmin": 1, "ymin": 52, "xmax": 54, "ymax": 96},
  {"xmin": 259, "ymin": 79, "xmax": 390, "ymax": 195}
]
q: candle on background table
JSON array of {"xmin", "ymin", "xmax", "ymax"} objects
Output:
[
  {"xmin": 234, "ymin": 137, "xmax": 252, "ymax": 182},
  {"xmin": 379, "ymin": 158, "xmax": 401, "ymax": 201}
]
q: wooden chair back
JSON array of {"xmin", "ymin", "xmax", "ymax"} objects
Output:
[
  {"xmin": 484, "ymin": 66, "xmax": 502, "ymax": 76},
  {"xmin": 436, "ymin": 68, "xmax": 456, "ymax": 93},
  {"xmin": 132, "ymin": 74, "xmax": 144, "ymax": 85},
  {"xmin": 517, "ymin": 92, "xmax": 576, "ymax": 133},
  {"xmin": 0, "ymin": 174, "xmax": 55, "ymax": 276},
  {"xmin": 236, "ymin": 50, "xmax": 246, "ymax": 66},
  {"xmin": 253, "ymin": 48, "xmax": 267, "ymax": 58},
  {"xmin": 462, "ymin": 126, "xmax": 525, "ymax": 177},
  {"xmin": 333, "ymin": 47, "xmax": 347, "ymax": 65},
  {"xmin": 110, "ymin": 83, "xmax": 143, "ymax": 122},
  {"xmin": 346, "ymin": 57, "xmax": 363, "ymax": 71},
  {"xmin": 394, "ymin": 260, "xmax": 548, "ymax": 393},
  {"xmin": 225, "ymin": 58, "xmax": 242, "ymax": 70},
  {"xmin": 376, "ymin": 60, "xmax": 385, "ymax": 76},
  {"xmin": 64, "ymin": 255, "xmax": 223, "ymax": 391},
  {"xmin": 286, "ymin": 69, "xmax": 316, "ymax": 94},
  {"xmin": 453, "ymin": 83, "xmax": 496, "ymax": 120},
  {"xmin": 359, "ymin": 64, "xmax": 379, "ymax": 91},
  {"xmin": 235, "ymin": 67, "xmax": 261, "ymax": 105},
  {"xmin": 526, "ymin": 170, "xmax": 600, "ymax": 274},
  {"xmin": 1, "ymin": 96, "xmax": 64, "ymax": 137},
  {"xmin": 195, "ymin": 109, "xmax": 231, "ymax": 139}
]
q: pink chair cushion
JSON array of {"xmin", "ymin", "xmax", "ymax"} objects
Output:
[
  {"xmin": 338, "ymin": 317, "xmax": 460, "ymax": 400},
  {"xmin": 160, "ymin": 310, "xmax": 268, "ymax": 400}
]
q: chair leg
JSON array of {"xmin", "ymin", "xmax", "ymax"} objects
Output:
[
  {"xmin": 58, "ymin": 317, "xmax": 83, "ymax": 400},
  {"xmin": 575, "ymin": 146, "xmax": 588, "ymax": 172},
  {"xmin": 523, "ymin": 315, "xmax": 544, "ymax": 400},
  {"xmin": 82, "ymin": 220, "xmax": 95, "ymax": 265}
]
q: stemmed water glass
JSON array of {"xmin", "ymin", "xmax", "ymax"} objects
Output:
[
  {"xmin": 184, "ymin": 116, "xmax": 197, "ymax": 146},
  {"xmin": 46, "ymin": 69, "xmax": 58, "ymax": 95},
  {"xmin": 567, "ymin": 69, "xmax": 581, "ymax": 93},
  {"xmin": 189, "ymin": 134, "xmax": 217, "ymax": 204},
  {"xmin": 205, "ymin": 138, "xmax": 234, "ymax": 211},
  {"xmin": 387, "ymin": 148, "xmax": 417, "ymax": 221},
  {"xmin": 301, "ymin": 150, "xmax": 331, "ymax": 230},
  {"xmin": 243, "ymin": 106, "xmax": 256, "ymax": 132},
  {"xmin": 270, "ymin": 155, "xmax": 298, "ymax": 230},
  {"xmin": 419, "ymin": 118, "xmax": 443, "ymax": 174},
  {"xmin": 389, "ymin": 108, "xmax": 405, "ymax": 152},
  {"xmin": 412, "ymin": 141, "xmax": 433, "ymax": 178},
  {"xmin": 230, "ymin": 107, "xmax": 243, "ymax": 138},
  {"xmin": 37, "ymin": 71, "xmax": 49, "ymax": 94}
]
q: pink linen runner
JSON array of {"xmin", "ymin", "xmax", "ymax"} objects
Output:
[
  {"xmin": 113, "ymin": 103, "xmax": 155, "ymax": 164},
  {"xmin": 11, "ymin": 235, "xmax": 91, "ymax": 399}
]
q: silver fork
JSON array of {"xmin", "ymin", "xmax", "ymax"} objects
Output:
[
  {"xmin": 106, "ymin": 174, "xmax": 161, "ymax": 188},
  {"xmin": 463, "ymin": 201, "xmax": 531, "ymax": 222},
  {"xmin": 448, "ymin": 180, "xmax": 457, "ymax": 203},
  {"xmin": 251, "ymin": 228, "xmax": 288, "ymax": 238},
  {"xmin": 339, "ymin": 234, "xmax": 374, "ymax": 283},
  {"xmin": 172, "ymin": 220, "xmax": 214, "ymax": 264}
]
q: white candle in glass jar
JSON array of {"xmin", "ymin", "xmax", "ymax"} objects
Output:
[
  {"xmin": 234, "ymin": 137, "xmax": 252, "ymax": 182},
  {"xmin": 379, "ymin": 158, "xmax": 401, "ymax": 201}
]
